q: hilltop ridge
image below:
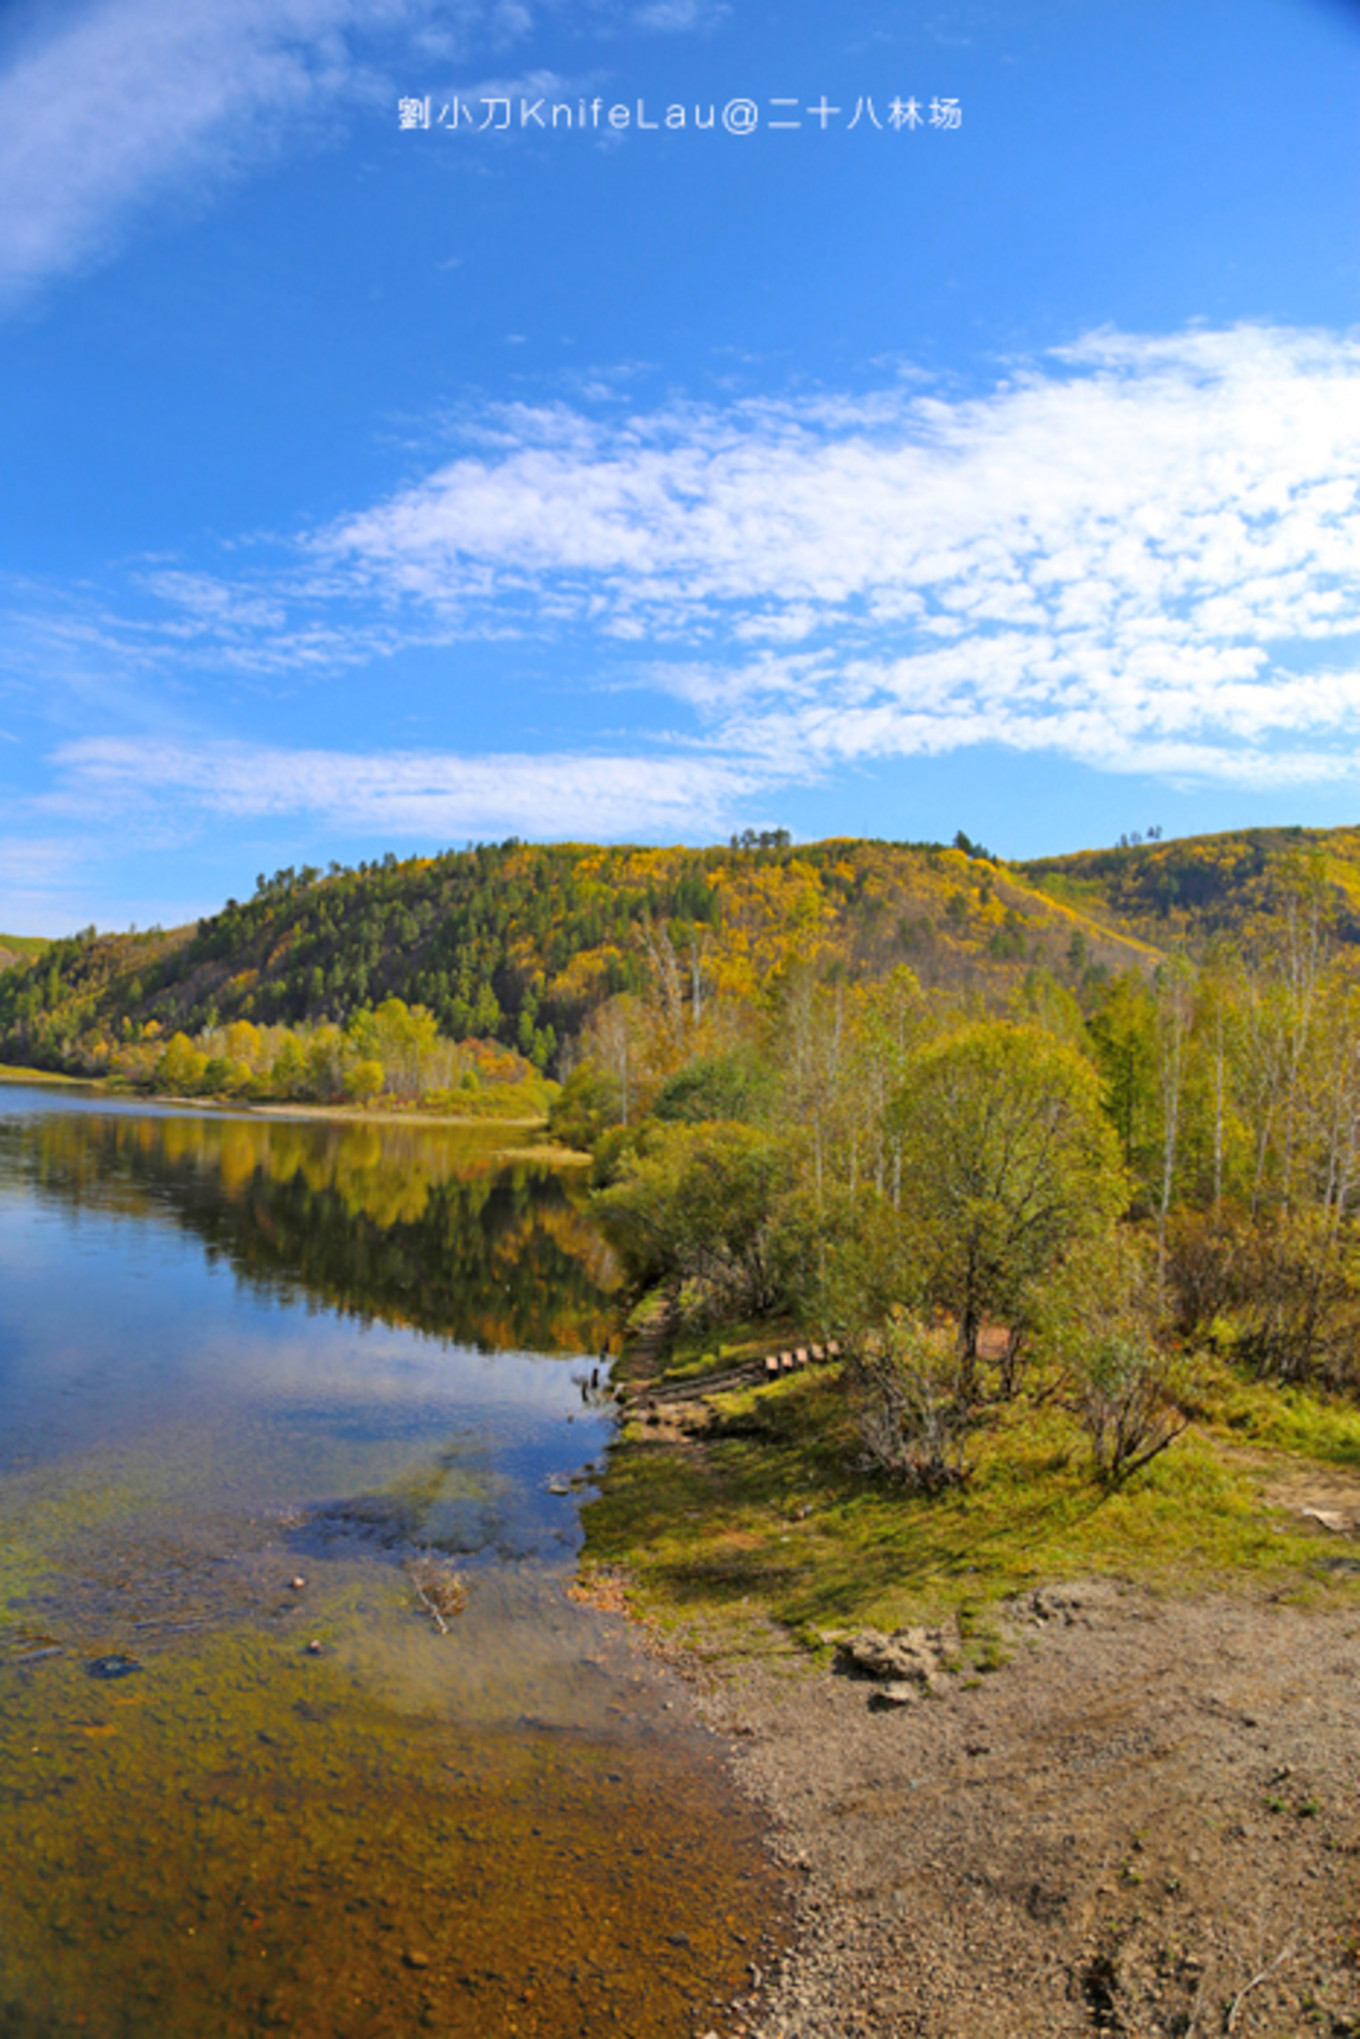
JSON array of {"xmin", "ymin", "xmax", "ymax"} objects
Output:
[{"xmin": 2, "ymin": 821, "xmax": 1356, "ymax": 1079}]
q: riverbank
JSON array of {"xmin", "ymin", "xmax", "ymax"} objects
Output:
[
  {"xmin": 695, "ymin": 1585, "xmax": 1360, "ymax": 2037},
  {"xmin": 0, "ymin": 1062, "xmax": 86, "ymax": 1085},
  {"xmin": 0, "ymin": 1064, "xmax": 591, "ymax": 1158},
  {"xmin": 583, "ymin": 1313, "xmax": 1360, "ymax": 2034}
]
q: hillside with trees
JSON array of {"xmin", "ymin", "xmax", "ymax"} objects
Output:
[
  {"xmin": 0, "ymin": 932, "xmax": 48, "ymax": 974},
  {"xmin": 0, "ymin": 831, "xmax": 1176, "ymax": 1093},
  {"xmin": 1020, "ymin": 821, "xmax": 1360, "ymax": 949},
  {"xmin": 573, "ymin": 833, "xmax": 1360, "ymax": 1701},
  {"xmin": 9, "ymin": 820, "xmax": 1360, "ymax": 1559}
]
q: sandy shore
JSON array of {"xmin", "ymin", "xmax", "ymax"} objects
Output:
[{"xmin": 675, "ymin": 1582, "xmax": 1360, "ymax": 2038}]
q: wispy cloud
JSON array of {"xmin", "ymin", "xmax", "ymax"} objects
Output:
[
  {"xmin": 630, "ymin": 0, "xmax": 727, "ymax": 30},
  {"xmin": 0, "ymin": 0, "xmax": 581, "ymax": 306},
  {"xmin": 0, "ymin": 834, "xmax": 84, "ymax": 887},
  {"xmin": 12, "ymin": 323, "xmax": 1360, "ymax": 812},
  {"xmin": 309, "ymin": 323, "xmax": 1360, "ymax": 783},
  {"xmin": 0, "ymin": 0, "xmax": 725, "ymax": 308},
  {"xmin": 0, "ymin": 833, "xmax": 97, "ymax": 935},
  {"xmin": 0, "ymin": 0, "xmax": 372, "ymax": 303},
  {"xmin": 50, "ymin": 736, "xmax": 757, "ymax": 839}
]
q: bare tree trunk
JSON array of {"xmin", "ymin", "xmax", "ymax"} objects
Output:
[
  {"xmin": 1155, "ymin": 959, "xmax": 1193, "ymax": 1298},
  {"xmin": 639, "ymin": 919, "xmax": 686, "ymax": 1060},
  {"xmin": 1213, "ymin": 1002, "xmax": 1224, "ymax": 1216}
]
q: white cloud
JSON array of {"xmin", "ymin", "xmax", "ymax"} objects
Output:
[
  {"xmin": 0, "ymin": 0, "xmax": 528, "ymax": 306},
  {"xmin": 0, "ymin": 833, "xmax": 98, "ymax": 935},
  {"xmin": 0, "ymin": 0, "xmax": 722, "ymax": 307},
  {"xmin": 0, "ymin": 834, "xmax": 84, "ymax": 887},
  {"xmin": 50, "ymin": 736, "xmax": 757, "ymax": 839},
  {"xmin": 12, "ymin": 323, "xmax": 1360, "ymax": 808},
  {"xmin": 630, "ymin": 0, "xmax": 726, "ymax": 29},
  {"xmin": 311, "ymin": 323, "xmax": 1360, "ymax": 783}
]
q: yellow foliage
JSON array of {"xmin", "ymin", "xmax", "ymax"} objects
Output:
[{"xmin": 224, "ymin": 1019, "xmax": 263, "ymax": 1065}]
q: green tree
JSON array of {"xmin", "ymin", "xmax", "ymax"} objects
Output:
[
  {"xmin": 269, "ymin": 1035, "xmax": 306, "ymax": 1098},
  {"xmin": 896, "ymin": 1021, "xmax": 1128, "ymax": 1387},
  {"xmin": 155, "ymin": 1032, "xmax": 209, "ymax": 1094},
  {"xmin": 652, "ymin": 1047, "xmax": 776, "ymax": 1126},
  {"xmin": 305, "ymin": 1023, "xmax": 349, "ymax": 1101},
  {"xmin": 1088, "ymin": 973, "xmax": 1157, "ymax": 1176},
  {"xmin": 548, "ymin": 1063, "xmax": 622, "ymax": 1150},
  {"xmin": 593, "ymin": 1121, "xmax": 792, "ymax": 1318}
]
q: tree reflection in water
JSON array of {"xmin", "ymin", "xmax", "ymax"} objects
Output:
[{"xmin": 6, "ymin": 1110, "xmax": 619, "ymax": 1354}]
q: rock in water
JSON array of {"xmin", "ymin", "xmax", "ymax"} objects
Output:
[{"xmin": 87, "ymin": 1654, "xmax": 140, "ymax": 1680}]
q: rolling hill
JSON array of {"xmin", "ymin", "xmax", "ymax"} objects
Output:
[{"xmin": 1, "ymin": 823, "xmax": 1354, "ymax": 1078}]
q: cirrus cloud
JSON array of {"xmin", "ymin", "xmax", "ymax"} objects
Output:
[
  {"xmin": 48, "ymin": 735, "xmax": 757, "ymax": 840},
  {"xmin": 0, "ymin": 0, "xmax": 640, "ymax": 308}
]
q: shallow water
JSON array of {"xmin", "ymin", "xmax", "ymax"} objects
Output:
[{"xmin": 0, "ymin": 1089, "xmax": 784, "ymax": 2037}]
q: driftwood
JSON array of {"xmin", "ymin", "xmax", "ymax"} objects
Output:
[
  {"xmin": 406, "ymin": 1553, "xmax": 468, "ymax": 1634},
  {"xmin": 1225, "ymin": 1941, "xmax": 1294, "ymax": 2033}
]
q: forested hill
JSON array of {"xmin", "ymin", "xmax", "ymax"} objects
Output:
[
  {"xmin": 1021, "ymin": 823, "xmax": 1360, "ymax": 949},
  {"xmin": 0, "ymin": 933, "xmax": 49, "ymax": 974},
  {"xmin": 1, "ymin": 836, "xmax": 1160, "ymax": 1076},
  {"xmin": 1, "ymin": 823, "xmax": 1356, "ymax": 1080}
]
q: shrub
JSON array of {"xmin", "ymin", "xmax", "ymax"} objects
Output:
[
  {"xmin": 1168, "ymin": 1207, "xmax": 1360, "ymax": 1390},
  {"xmin": 1079, "ymin": 1326, "xmax": 1186, "ymax": 1485},
  {"xmin": 853, "ymin": 1310, "xmax": 974, "ymax": 1492},
  {"xmin": 1038, "ymin": 1232, "xmax": 1187, "ymax": 1483},
  {"xmin": 593, "ymin": 1120, "xmax": 793, "ymax": 1316},
  {"xmin": 548, "ymin": 1062, "xmax": 621, "ymax": 1150},
  {"xmin": 652, "ymin": 1048, "xmax": 776, "ymax": 1126},
  {"xmin": 1230, "ymin": 1211, "xmax": 1360, "ymax": 1389}
]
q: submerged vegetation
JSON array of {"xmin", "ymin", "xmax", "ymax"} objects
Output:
[{"xmin": 0, "ymin": 1091, "xmax": 775, "ymax": 2038}]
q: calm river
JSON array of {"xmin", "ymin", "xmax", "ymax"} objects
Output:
[{"xmin": 0, "ymin": 1085, "xmax": 782, "ymax": 2038}]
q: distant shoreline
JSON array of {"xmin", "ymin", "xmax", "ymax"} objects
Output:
[
  {"xmin": 0, "ymin": 1062, "xmax": 588, "ymax": 1152},
  {"xmin": 0, "ymin": 1062, "xmax": 87, "ymax": 1086}
]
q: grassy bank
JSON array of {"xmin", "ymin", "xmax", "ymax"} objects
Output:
[
  {"xmin": 580, "ymin": 1310, "xmax": 1360, "ymax": 1662},
  {"xmin": 0, "ymin": 1062, "xmax": 90, "ymax": 1085},
  {"xmin": 0, "ymin": 1062, "xmax": 584, "ymax": 1144}
]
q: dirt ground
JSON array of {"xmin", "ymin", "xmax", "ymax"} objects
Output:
[{"xmin": 684, "ymin": 1582, "xmax": 1360, "ymax": 2038}]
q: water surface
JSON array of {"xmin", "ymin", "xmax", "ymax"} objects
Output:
[{"xmin": 0, "ymin": 1088, "xmax": 783, "ymax": 2037}]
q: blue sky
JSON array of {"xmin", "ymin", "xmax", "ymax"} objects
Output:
[{"xmin": 1, "ymin": 0, "xmax": 1359, "ymax": 933}]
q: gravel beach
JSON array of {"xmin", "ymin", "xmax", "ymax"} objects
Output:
[{"xmin": 684, "ymin": 1582, "xmax": 1360, "ymax": 2037}]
